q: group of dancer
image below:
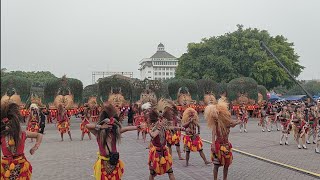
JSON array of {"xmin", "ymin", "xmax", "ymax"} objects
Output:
[
  {"xmin": 1, "ymin": 96, "xmax": 241, "ymax": 180},
  {"xmin": 236, "ymin": 100, "xmax": 320, "ymax": 153},
  {"xmin": 24, "ymin": 103, "xmax": 102, "ymax": 142}
]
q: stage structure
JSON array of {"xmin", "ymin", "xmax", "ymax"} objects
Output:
[{"xmin": 92, "ymin": 71, "xmax": 133, "ymax": 84}]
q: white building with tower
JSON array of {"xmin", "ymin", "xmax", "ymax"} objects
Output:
[{"xmin": 139, "ymin": 43, "xmax": 179, "ymax": 80}]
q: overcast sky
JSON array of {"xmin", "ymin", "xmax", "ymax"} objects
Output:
[{"xmin": 1, "ymin": 0, "xmax": 320, "ymax": 86}]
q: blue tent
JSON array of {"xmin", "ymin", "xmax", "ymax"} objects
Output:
[
  {"xmin": 269, "ymin": 93, "xmax": 281, "ymax": 101},
  {"xmin": 284, "ymin": 95, "xmax": 306, "ymax": 101}
]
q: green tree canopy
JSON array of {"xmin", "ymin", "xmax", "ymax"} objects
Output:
[
  {"xmin": 1, "ymin": 75, "xmax": 32, "ymax": 102},
  {"xmin": 166, "ymin": 78, "xmax": 198, "ymax": 100},
  {"xmin": 272, "ymin": 85, "xmax": 289, "ymax": 95},
  {"xmin": 1, "ymin": 70, "xmax": 58, "ymax": 84},
  {"xmin": 217, "ymin": 82, "xmax": 228, "ymax": 97},
  {"xmin": 131, "ymin": 79, "xmax": 168, "ymax": 102},
  {"xmin": 286, "ymin": 81, "xmax": 320, "ymax": 96},
  {"xmin": 257, "ymin": 85, "xmax": 268, "ymax": 100},
  {"xmin": 44, "ymin": 76, "xmax": 83, "ymax": 103},
  {"xmin": 83, "ymin": 84, "xmax": 99, "ymax": 103},
  {"xmin": 196, "ymin": 79, "xmax": 218, "ymax": 99},
  {"xmin": 176, "ymin": 25, "xmax": 304, "ymax": 89},
  {"xmin": 227, "ymin": 77, "xmax": 258, "ymax": 102},
  {"xmin": 98, "ymin": 75, "xmax": 133, "ymax": 102}
]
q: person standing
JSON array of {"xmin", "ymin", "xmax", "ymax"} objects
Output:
[
  {"xmin": 127, "ymin": 104, "xmax": 134, "ymax": 126},
  {"xmin": 205, "ymin": 99, "xmax": 241, "ymax": 180},
  {"xmin": 39, "ymin": 107, "xmax": 49, "ymax": 134},
  {"xmin": 279, "ymin": 106, "xmax": 292, "ymax": 145},
  {"xmin": 182, "ymin": 108, "xmax": 210, "ymax": 167},
  {"xmin": 80, "ymin": 108, "xmax": 92, "ymax": 140},
  {"xmin": 306, "ymin": 104, "xmax": 318, "ymax": 144},
  {"xmin": 292, "ymin": 107, "xmax": 308, "ymax": 149},
  {"xmin": 86, "ymin": 102, "xmax": 142, "ymax": 180},
  {"xmin": 57, "ymin": 105, "xmax": 72, "ymax": 141}
]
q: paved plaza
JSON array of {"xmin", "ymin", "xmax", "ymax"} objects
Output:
[{"xmin": 22, "ymin": 116, "xmax": 319, "ymax": 180}]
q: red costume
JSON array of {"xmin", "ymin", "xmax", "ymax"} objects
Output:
[
  {"xmin": 148, "ymin": 132, "xmax": 173, "ymax": 175},
  {"xmin": 57, "ymin": 113, "xmax": 70, "ymax": 134},
  {"xmin": 80, "ymin": 117, "xmax": 90, "ymax": 133},
  {"xmin": 93, "ymin": 136, "xmax": 124, "ymax": 180},
  {"xmin": 27, "ymin": 113, "xmax": 40, "ymax": 133},
  {"xmin": 1, "ymin": 132, "xmax": 32, "ymax": 180},
  {"xmin": 212, "ymin": 127, "xmax": 233, "ymax": 166}
]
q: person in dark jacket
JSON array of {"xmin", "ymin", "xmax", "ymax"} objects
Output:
[
  {"xmin": 39, "ymin": 107, "xmax": 49, "ymax": 134},
  {"xmin": 127, "ymin": 104, "xmax": 135, "ymax": 126}
]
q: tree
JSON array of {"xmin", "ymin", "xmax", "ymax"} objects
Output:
[
  {"xmin": 98, "ymin": 75, "xmax": 133, "ymax": 102},
  {"xmin": 166, "ymin": 78, "xmax": 198, "ymax": 100},
  {"xmin": 44, "ymin": 76, "xmax": 83, "ymax": 103},
  {"xmin": 1, "ymin": 68, "xmax": 7, "ymax": 76},
  {"xmin": 83, "ymin": 84, "xmax": 99, "ymax": 103},
  {"xmin": 272, "ymin": 85, "xmax": 289, "ymax": 95},
  {"xmin": 227, "ymin": 77, "xmax": 258, "ymax": 102},
  {"xmin": 286, "ymin": 81, "xmax": 320, "ymax": 96},
  {"xmin": 1, "ymin": 70, "xmax": 57, "ymax": 84},
  {"xmin": 176, "ymin": 25, "xmax": 304, "ymax": 89},
  {"xmin": 1, "ymin": 75, "xmax": 32, "ymax": 102},
  {"xmin": 196, "ymin": 79, "xmax": 218, "ymax": 99}
]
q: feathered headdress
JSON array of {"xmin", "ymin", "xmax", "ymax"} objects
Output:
[
  {"xmin": 149, "ymin": 98, "xmax": 173, "ymax": 127},
  {"xmin": 141, "ymin": 102, "xmax": 152, "ymax": 111},
  {"xmin": 156, "ymin": 98, "xmax": 172, "ymax": 116},
  {"xmin": 29, "ymin": 103, "xmax": 39, "ymax": 110},
  {"xmin": 182, "ymin": 107, "xmax": 199, "ymax": 124},
  {"xmin": 204, "ymin": 98, "xmax": 232, "ymax": 137}
]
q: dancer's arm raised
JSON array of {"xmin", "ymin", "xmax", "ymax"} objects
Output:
[
  {"xmin": 228, "ymin": 119, "xmax": 242, "ymax": 128},
  {"xmin": 86, "ymin": 124, "xmax": 112, "ymax": 136},
  {"xmin": 121, "ymin": 125, "xmax": 142, "ymax": 133}
]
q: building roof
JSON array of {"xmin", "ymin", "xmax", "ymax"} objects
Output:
[
  {"xmin": 150, "ymin": 51, "xmax": 176, "ymax": 59},
  {"xmin": 158, "ymin": 43, "xmax": 164, "ymax": 47}
]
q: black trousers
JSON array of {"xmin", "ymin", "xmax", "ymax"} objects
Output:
[{"xmin": 39, "ymin": 126, "xmax": 45, "ymax": 134}]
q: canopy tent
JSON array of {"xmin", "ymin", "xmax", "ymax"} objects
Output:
[
  {"xmin": 268, "ymin": 93, "xmax": 281, "ymax": 102},
  {"xmin": 313, "ymin": 95, "xmax": 320, "ymax": 100},
  {"xmin": 283, "ymin": 95, "xmax": 306, "ymax": 101}
]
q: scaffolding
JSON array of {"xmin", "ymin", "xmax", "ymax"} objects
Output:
[{"xmin": 92, "ymin": 71, "xmax": 133, "ymax": 84}]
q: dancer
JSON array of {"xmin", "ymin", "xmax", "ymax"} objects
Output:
[
  {"xmin": 47, "ymin": 109, "xmax": 53, "ymax": 123},
  {"xmin": 269, "ymin": 104, "xmax": 280, "ymax": 131},
  {"xmin": 205, "ymin": 99, "xmax": 241, "ymax": 180},
  {"xmin": 148, "ymin": 99, "xmax": 185, "ymax": 180},
  {"xmin": 26, "ymin": 104, "xmax": 40, "ymax": 142},
  {"xmin": 259, "ymin": 106, "xmax": 268, "ymax": 132},
  {"xmin": 182, "ymin": 107, "xmax": 210, "ymax": 166},
  {"xmin": 292, "ymin": 107, "xmax": 308, "ymax": 149},
  {"xmin": 80, "ymin": 108, "xmax": 92, "ymax": 140},
  {"xmin": 86, "ymin": 102, "xmax": 142, "ymax": 180},
  {"xmin": 91, "ymin": 106, "xmax": 100, "ymax": 122},
  {"xmin": 306, "ymin": 104, "xmax": 318, "ymax": 144},
  {"xmin": 279, "ymin": 106, "xmax": 292, "ymax": 145},
  {"xmin": 1, "ymin": 101, "xmax": 43, "ymax": 180},
  {"xmin": 133, "ymin": 104, "xmax": 146, "ymax": 142},
  {"xmin": 238, "ymin": 105, "xmax": 248, "ymax": 133},
  {"xmin": 165, "ymin": 101, "xmax": 184, "ymax": 160},
  {"xmin": 57, "ymin": 105, "xmax": 72, "ymax": 141}
]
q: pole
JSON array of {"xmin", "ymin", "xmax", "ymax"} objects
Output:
[{"xmin": 260, "ymin": 41, "xmax": 315, "ymax": 103}]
